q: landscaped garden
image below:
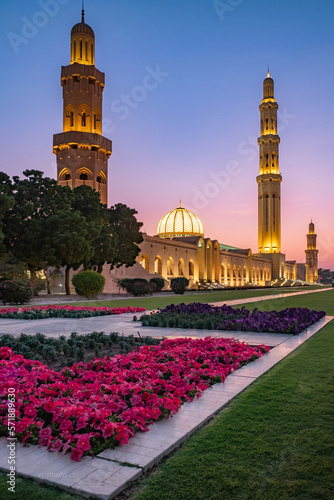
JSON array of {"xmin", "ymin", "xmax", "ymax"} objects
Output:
[
  {"xmin": 0, "ymin": 338, "xmax": 269, "ymax": 462},
  {"xmin": 140, "ymin": 302, "xmax": 326, "ymax": 334},
  {"xmin": 0, "ymin": 289, "xmax": 333, "ymax": 499}
]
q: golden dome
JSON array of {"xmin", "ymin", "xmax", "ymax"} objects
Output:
[{"xmin": 157, "ymin": 202, "xmax": 204, "ymax": 238}]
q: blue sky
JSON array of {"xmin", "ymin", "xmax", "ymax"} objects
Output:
[{"xmin": 1, "ymin": 0, "xmax": 334, "ymax": 267}]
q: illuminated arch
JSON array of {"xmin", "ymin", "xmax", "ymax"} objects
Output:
[
  {"xmin": 76, "ymin": 167, "xmax": 93, "ymax": 184},
  {"xmin": 94, "ymin": 107, "xmax": 101, "ymax": 133},
  {"xmin": 178, "ymin": 258, "xmax": 185, "ymax": 277},
  {"xmin": 154, "ymin": 255, "xmax": 162, "ymax": 275},
  {"xmin": 189, "ymin": 260, "xmax": 194, "ymax": 278},
  {"xmin": 59, "ymin": 168, "xmax": 71, "ymax": 181},
  {"xmin": 96, "ymin": 170, "xmax": 107, "ymax": 184},
  {"xmin": 221, "ymin": 264, "xmax": 225, "ymax": 283},
  {"xmin": 65, "ymin": 105, "xmax": 74, "ymax": 131},
  {"xmin": 78, "ymin": 104, "xmax": 90, "ymax": 128},
  {"xmin": 167, "ymin": 257, "xmax": 174, "ymax": 277},
  {"xmin": 139, "ymin": 254, "xmax": 149, "ymax": 272}
]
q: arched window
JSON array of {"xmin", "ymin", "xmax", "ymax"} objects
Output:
[
  {"xmin": 80, "ymin": 173, "xmax": 88, "ymax": 181},
  {"xmin": 238, "ymin": 266, "xmax": 241, "ymax": 278},
  {"xmin": 80, "ymin": 40, "xmax": 83, "ymax": 59},
  {"xmin": 178, "ymin": 259, "xmax": 184, "ymax": 276},
  {"xmin": 189, "ymin": 261, "xmax": 194, "ymax": 278},
  {"xmin": 81, "ymin": 112, "xmax": 86, "ymax": 127},
  {"xmin": 73, "ymin": 41, "xmax": 76, "ymax": 60},
  {"xmin": 167, "ymin": 257, "xmax": 174, "ymax": 276},
  {"xmin": 232, "ymin": 265, "xmax": 236, "ymax": 278},
  {"xmin": 65, "ymin": 173, "xmax": 71, "ymax": 181},
  {"xmin": 139, "ymin": 255, "xmax": 149, "ymax": 272},
  {"xmin": 221, "ymin": 264, "xmax": 225, "ymax": 283},
  {"xmin": 85, "ymin": 41, "xmax": 88, "ymax": 60},
  {"xmin": 154, "ymin": 256, "xmax": 162, "ymax": 275}
]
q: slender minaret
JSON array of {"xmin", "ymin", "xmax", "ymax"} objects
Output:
[
  {"xmin": 257, "ymin": 71, "xmax": 281, "ymax": 254},
  {"xmin": 305, "ymin": 221, "xmax": 318, "ymax": 281},
  {"xmin": 53, "ymin": 6, "xmax": 111, "ymax": 205}
]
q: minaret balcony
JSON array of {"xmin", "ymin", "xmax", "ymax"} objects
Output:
[
  {"xmin": 256, "ymin": 173, "xmax": 282, "ymax": 183},
  {"xmin": 53, "ymin": 131, "xmax": 112, "ymax": 157},
  {"xmin": 61, "ymin": 63, "xmax": 105, "ymax": 86},
  {"xmin": 258, "ymin": 134, "xmax": 280, "ymax": 144}
]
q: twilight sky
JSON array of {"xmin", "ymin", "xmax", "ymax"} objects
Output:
[{"xmin": 1, "ymin": 0, "xmax": 334, "ymax": 269}]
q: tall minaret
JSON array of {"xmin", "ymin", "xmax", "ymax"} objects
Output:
[
  {"xmin": 53, "ymin": 7, "xmax": 111, "ymax": 205},
  {"xmin": 257, "ymin": 71, "xmax": 281, "ymax": 254},
  {"xmin": 305, "ymin": 221, "xmax": 318, "ymax": 281}
]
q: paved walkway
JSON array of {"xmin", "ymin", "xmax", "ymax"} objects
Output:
[
  {"xmin": 0, "ymin": 287, "xmax": 330, "ymax": 348},
  {"xmin": 0, "ymin": 288, "xmax": 333, "ymax": 499}
]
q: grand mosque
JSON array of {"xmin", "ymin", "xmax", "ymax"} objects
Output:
[{"xmin": 52, "ymin": 9, "xmax": 318, "ymax": 292}]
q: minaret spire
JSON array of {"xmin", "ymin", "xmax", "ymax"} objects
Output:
[
  {"xmin": 81, "ymin": 0, "xmax": 85, "ymax": 23},
  {"xmin": 257, "ymin": 72, "xmax": 282, "ymax": 255}
]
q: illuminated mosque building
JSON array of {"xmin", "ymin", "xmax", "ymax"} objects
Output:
[{"xmin": 53, "ymin": 11, "xmax": 318, "ymax": 291}]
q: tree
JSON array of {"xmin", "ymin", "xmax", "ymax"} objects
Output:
[
  {"xmin": 3, "ymin": 170, "xmax": 73, "ymax": 294},
  {"xmin": 0, "ymin": 173, "xmax": 15, "ymax": 254},
  {"xmin": 72, "ymin": 185, "xmax": 117, "ymax": 273},
  {"xmin": 108, "ymin": 203, "xmax": 143, "ymax": 268},
  {"xmin": 45, "ymin": 211, "xmax": 100, "ymax": 295}
]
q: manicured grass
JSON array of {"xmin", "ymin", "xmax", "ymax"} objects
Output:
[
  {"xmin": 236, "ymin": 288, "xmax": 334, "ymax": 315},
  {"xmin": 131, "ymin": 319, "xmax": 334, "ymax": 500},
  {"xmin": 0, "ymin": 473, "xmax": 85, "ymax": 500},
  {"xmin": 43, "ymin": 285, "xmax": 327, "ymax": 310}
]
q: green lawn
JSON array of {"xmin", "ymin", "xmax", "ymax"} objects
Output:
[
  {"xmin": 45, "ymin": 285, "xmax": 327, "ymax": 310},
  {"xmin": 236, "ymin": 288, "xmax": 334, "ymax": 315},
  {"xmin": 132, "ymin": 318, "xmax": 334, "ymax": 500}
]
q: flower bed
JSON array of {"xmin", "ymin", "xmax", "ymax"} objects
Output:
[
  {"xmin": 0, "ymin": 339, "xmax": 269, "ymax": 461},
  {"xmin": 140, "ymin": 302, "xmax": 326, "ymax": 334},
  {"xmin": 0, "ymin": 331, "xmax": 162, "ymax": 370},
  {"xmin": 0, "ymin": 305, "xmax": 145, "ymax": 320}
]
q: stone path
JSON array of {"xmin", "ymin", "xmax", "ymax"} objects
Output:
[{"xmin": 0, "ymin": 288, "xmax": 332, "ymax": 499}]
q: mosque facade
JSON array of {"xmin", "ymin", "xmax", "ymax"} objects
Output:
[{"xmin": 53, "ymin": 11, "xmax": 318, "ymax": 292}]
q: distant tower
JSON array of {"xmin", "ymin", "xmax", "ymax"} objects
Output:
[
  {"xmin": 257, "ymin": 71, "xmax": 281, "ymax": 254},
  {"xmin": 305, "ymin": 221, "xmax": 318, "ymax": 281},
  {"xmin": 53, "ymin": 7, "xmax": 111, "ymax": 205}
]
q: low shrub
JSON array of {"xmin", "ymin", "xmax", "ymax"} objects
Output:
[
  {"xmin": 171, "ymin": 277, "xmax": 189, "ymax": 295},
  {"xmin": 117, "ymin": 278, "xmax": 157, "ymax": 296},
  {"xmin": 150, "ymin": 277, "xmax": 165, "ymax": 292},
  {"xmin": 72, "ymin": 270, "xmax": 105, "ymax": 299},
  {"xmin": 0, "ymin": 279, "xmax": 33, "ymax": 305}
]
